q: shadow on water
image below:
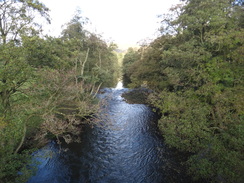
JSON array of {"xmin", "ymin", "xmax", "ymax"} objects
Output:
[{"xmin": 28, "ymin": 82, "xmax": 195, "ymax": 183}]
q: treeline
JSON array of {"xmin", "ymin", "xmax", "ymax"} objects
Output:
[
  {"xmin": 0, "ymin": 0, "xmax": 119, "ymax": 182},
  {"xmin": 123, "ymin": 0, "xmax": 243, "ymax": 182}
]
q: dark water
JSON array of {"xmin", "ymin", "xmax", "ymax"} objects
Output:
[{"xmin": 28, "ymin": 84, "xmax": 189, "ymax": 183}]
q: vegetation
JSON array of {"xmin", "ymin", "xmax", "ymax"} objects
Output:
[
  {"xmin": 123, "ymin": 0, "xmax": 244, "ymax": 182},
  {"xmin": 0, "ymin": 0, "xmax": 119, "ymax": 182},
  {"xmin": 122, "ymin": 47, "xmax": 140, "ymax": 87}
]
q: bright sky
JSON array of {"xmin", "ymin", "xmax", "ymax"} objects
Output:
[{"xmin": 41, "ymin": 0, "xmax": 180, "ymax": 49}]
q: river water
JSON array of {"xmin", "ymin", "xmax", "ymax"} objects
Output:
[{"xmin": 28, "ymin": 83, "xmax": 190, "ymax": 183}]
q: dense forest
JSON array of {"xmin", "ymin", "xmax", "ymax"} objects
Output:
[
  {"xmin": 123, "ymin": 0, "xmax": 243, "ymax": 182},
  {"xmin": 0, "ymin": 0, "xmax": 119, "ymax": 182}
]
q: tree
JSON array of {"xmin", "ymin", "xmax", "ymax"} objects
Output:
[
  {"xmin": 122, "ymin": 47, "xmax": 140, "ymax": 87},
  {"xmin": 124, "ymin": 0, "xmax": 244, "ymax": 182},
  {"xmin": 0, "ymin": 0, "xmax": 50, "ymax": 44},
  {"xmin": 61, "ymin": 12, "xmax": 119, "ymax": 90},
  {"xmin": 22, "ymin": 36, "xmax": 72, "ymax": 69},
  {"xmin": 0, "ymin": 0, "xmax": 50, "ymax": 115},
  {"xmin": 61, "ymin": 9, "xmax": 88, "ymax": 40},
  {"xmin": 0, "ymin": 1, "xmax": 50, "ymax": 182},
  {"xmin": 0, "ymin": 43, "xmax": 33, "ymax": 115}
]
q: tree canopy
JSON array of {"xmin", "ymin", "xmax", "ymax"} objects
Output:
[
  {"xmin": 123, "ymin": 0, "xmax": 243, "ymax": 182},
  {"xmin": 0, "ymin": 1, "xmax": 119, "ymax": 182}
]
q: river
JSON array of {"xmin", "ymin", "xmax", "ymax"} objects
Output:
[{"xmin": 27, "ymin": 82, "xmax": 191, "ymax": 183}]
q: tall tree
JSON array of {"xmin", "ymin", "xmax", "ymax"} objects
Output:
[
  {"xmin": 0, "ymin": 0, "xmax": 50, "ymax": 44},
  {"xmin": 0, "ymin": 0, "xmax": 50, "ymax": 115},
  {"xmin": 0, "ymin": 1, "xmax": 50, "ymax": 182},
  {"xmin": 124, "ymin": 0, "xmax": 244, "ymax": 182}
]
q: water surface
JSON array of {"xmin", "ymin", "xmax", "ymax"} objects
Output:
[{"xmin": 28, "ymin": 84, "xmax": 187, "ymax": 183}]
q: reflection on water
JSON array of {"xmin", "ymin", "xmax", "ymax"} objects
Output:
[{"xmin": 28, "ymin": 85, "xmax": 190, "ymax": 183}]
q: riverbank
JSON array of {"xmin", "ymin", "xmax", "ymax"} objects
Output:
[
  {"xmin": 121, "ymin": 87, "xmax": 152, "ymax": 104},
  {"xmin": 28, "ymin": 86, "xmax": 184, "ymax": 182},
  {"xmin": 121, "ymin": 87, "xmax": 204, "ymax": 183},
  {"xmin": 23, "ymin": 109, "xmax": 96, "ymax": 151}
]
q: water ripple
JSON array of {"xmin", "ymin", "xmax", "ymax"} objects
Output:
[{"xmin": 28, "ymin": 87, "xmax": 176, "ymax": 183}]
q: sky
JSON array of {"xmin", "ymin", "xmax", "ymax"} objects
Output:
[{"xmin": 41, "ymin": 0, "xmax": 180, "ymax": 49}]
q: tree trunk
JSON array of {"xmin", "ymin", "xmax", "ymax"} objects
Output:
[
  {"xmin": 80, "ymin": 48, "xmax": 90, "ymax": 77},
  {"xmin": 99, "ymin": 51, "xmax": 102, "ymax": 68},
  {"xmin": 93, "ymin": 82, "xmax": 103, "ymax": 98},
  {"xmin": 14, "ymin": 123, "xmax": 26, "ymax": 154},
  {"xmin": 75, "ymin": 58, "xmax": 78, "ymax": 86}
]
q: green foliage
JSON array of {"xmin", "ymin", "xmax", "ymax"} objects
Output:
[
  {"xmin": 22, "ymin": 36, "xmax": 71, "ymax": 69},
  {"xmin": 122, "ymin": 47, "xmax": 140, "ymax": 87},
  {"xmin": 0, "ymin": 149, "xmax": 35, "ymax": 183},
  {"xmin": 0, "ymin": 1, "xmax": 120, "ymax": 182},
  {"xmin": 0, "ymin": 116, "xmax": 37, "ymax": 183},
  {"xmin": 61, "ymin": 9, "xmax": 88, "ymax": 40},
  {"xmin": 125, "ymin": 0, "xmax": 244, "ymax": 182},
  {"xmin": 0, "ymin": 0, "xmax": 50, "ymax": 44}
]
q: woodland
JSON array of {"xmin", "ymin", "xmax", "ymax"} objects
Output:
[
  {"xmin": 0, "ymin": 0, "xmax": 119, "ymax": 182},
  {"xmin": 0, "ymin": 0, "xmax": 243, "ymax": 182},
  {"xmin": 123, "ymin": 0, "xmax": 243, "ymax": 182}
]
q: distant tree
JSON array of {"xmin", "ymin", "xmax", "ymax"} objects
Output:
[
  {"xmin": 122, "ymin": 47, "xmax": 140, "ymax": 87},
  {"xmin": 61, "ymin": 9, "xmax": 89, "ymax": 40}
]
